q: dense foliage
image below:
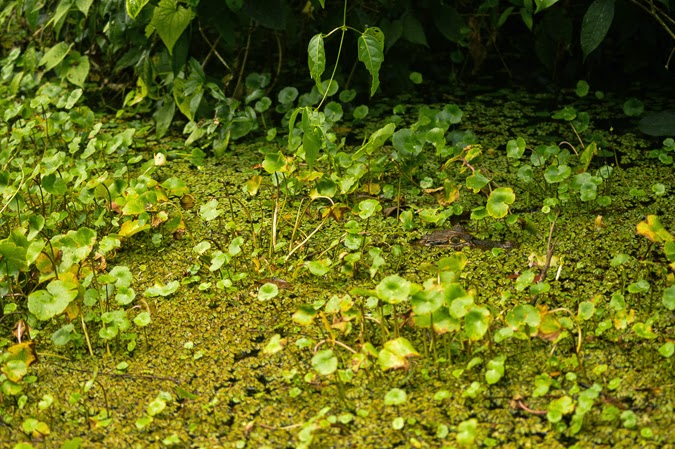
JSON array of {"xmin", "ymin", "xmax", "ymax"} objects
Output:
[{"xmin": 0, "ymin": 1, "xmax": 674, "ymax": 447}]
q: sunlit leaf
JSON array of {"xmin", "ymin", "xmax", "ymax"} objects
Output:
[
  {"xmin": 486, "ymin": 187, "xmax": 515, "ymax": 218},
  {"xmin": 357, "ymin": 198, "xmax": 382, "ymax": 219},
  {"xmin": 143, "ymin": 280, "xmax": 179, "ymax": 297},
  {"xmin": 292, "ymin": 304, "xmax": 318, "ymax": 326},
  {"xmin": 263, "ymin": 334, "xmax": 286, "ymax": 355},
  {"xmin": 378, "ymin": 337, "xmax": 419, "ymax": 370},
  {"xmin": 147, "ymin": 398, "xmax": 166, "ymax": 416},
  {"xmin": 151, "ymin": 0, "xmax": 195, "ymax": 54},
  {"xmin": 464, "ymin": 306, "xmax": 490, "ymax": 341},
  {"xmin": 312, "ymin": 349, "xmax": 337, "ymax": 375},
  {"xmin": 411, "ymin": 289, "xmax": 443, "ymax": 316},
  {"xmin": 506, "ymin": 137, "xmax": 526, "ymax": 159},
  {"xmin": 376, "ymin": 275, "xmax": 411, "ymax": 304},
  {"xmin": 384, "ymin": 388, "xmax": 407, "ymax": 405},
  {"xmin": 456, "ymin": 418, "xmax": 478, "ymax": 446},
  {"xmin": 485, "ymin": 355, "xmax": 506, "ymax": 384},
  {"xmin": 119, "ymin": 219, "xmax": 151, "ymax": 237},
  {"xmin": 257, "ymin": 282, "xmax": 279, "ymax": 301},
  {"xmin": 506, "ymin": 304, "xmax": 541, "ymax": 330},
  {"xmin": 199, "ymin": 199, "xmax": 222, "ymax": 221},
  {"xmin": 134, "ymin": 312, "xmax": 152, "ymax": 327},
  {"xmin": 636, "ymin": 215, "xmax": 673, "ymax": 243},
  {"xmin": 28, "ymin": 280, "xmax": 79, "ymax": 321},
  {"xmin": 126, "ymin": 0, "xmax": 150, "ymax": 19},
  {"xmin": 306, "ymin": 258, "xmax": 332, "ymax": 276}
]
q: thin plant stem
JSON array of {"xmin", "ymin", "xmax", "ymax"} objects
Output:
[{"xmin": 81, "ymin": 314, "xmax": 94, "ymax": 357}]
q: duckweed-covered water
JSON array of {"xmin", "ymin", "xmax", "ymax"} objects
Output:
[{"xmin": 2, "ymin": 86, "xmax": 674, "ymax": 449}]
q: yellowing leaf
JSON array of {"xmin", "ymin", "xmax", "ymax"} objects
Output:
[{"xmin": 636, "ymin": 215, "xmax": 673, "ymax": 243}]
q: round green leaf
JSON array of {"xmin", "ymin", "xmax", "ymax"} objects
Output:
[
  {"xmin": 134, "ymin": 311, "xmax": 152, "ymax": 327},
  {"xmin": 376, "ymin": 275, "xmax": 411, "ymax": 304},
  {"xmin": 411, "ymin": 289, "xmax": 443, "ymax": 315},
  {"xmin": 659, "ymin": 341, "xmax": 674, "ymax": 358},
  {"xmin": 486, "ymin": 187, "xmax": 516, "ymax": 219},
  {"xmin": 576, "ymin": 80, "xmax": 590, "ymax": 97},
  {"xmin": 456, "ymin": 418, "xmax": 478, "ymax": 445},
  {"xmin": 464, "ymin": 306, "xmax": 490, "ymax": 341},
  {"xmin": 506, "ymin": 304, "xmax": 540, "ymax": 330},
  {"xmin": 353, "ymin": 105, "xmax": 369, "ymax": 120},
  {"xmin": 384, "ymin": 388, "xmax": 407, "ymax": 406},
  {"xmin": 623, "ymin": 98, "xmax": 644, "ymax": 117},
  {"xmin": 28, "ymin": 280, "xmax": 78, "ymax": 321},
  {"xmin": 312, "ymin": 349, "xmax": 337, "ymax": 375},
  {"xmin": 544, "ymin": 165, "xmax": 572, "ymax": 183},
  {"xmin": 115, "ymin": 286, "xmax": 135, "ymax": 305},
  {"xmin": 257, "ymin": 283, "xmax": 279, "ymax": 301},
  {"xmin": 147, "ymin": 398, "xmax": 166, "ymax": 417},
  {"xmin": 506, "ymin": 137, "xmax": 526, "ymax": 159}
]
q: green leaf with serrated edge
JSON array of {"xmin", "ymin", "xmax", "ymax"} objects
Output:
[
  {"xmin": 151, "ymin": 0, "xmax": 195, "ymax": 55},
  {"xmin": 307, "ymin": 34, "xmax": 325, "ymax": 89},
  {"xmin": 580, "ymin": 0, "xmax": 615, "ymax": 60},
  {"xmin": 126, "ymin": 0, "xmax": 150, "ymax": 19},
  {"xmin": 357, "ymin": 27, "xmax": 385, "ymax": 96}
]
